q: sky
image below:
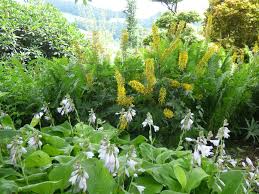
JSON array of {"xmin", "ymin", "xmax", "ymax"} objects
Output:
[{"xmin": 90, "ymin": 0, "xmax": 209, "ymax": 19}]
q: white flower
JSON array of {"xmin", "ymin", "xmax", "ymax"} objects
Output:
[
  {"xmin": 85, "ymin": 151, "xmax": 94, "ymax": 159},
  {"xmin": 193, "ymin": 148, "xmax": 201, "ymax": 166},
  {"xmin": 245, "ymin": 157, "xmax": 254, "ymax": 167},
  {"xmin": 27, "ymin": 134, "xmax": 42, "ymax": 149},
  {"xmin": 136, "ymin": 185, "xmax": 145, "ymax": 194},
  {"xmin": 125, "ymin": 105, "xmax": 136, "ymax": 123},
  {"xmin": 216, "ymin": 120, "xmax": 230, "ymax": 139},
  {"xmin": 7, "ymin": 137, "xmax": 27, "ymax": 165},
  {"xmin": 142, "ymin": 112, "xmax": 159, "ymax": 132},
  {"xmin": 185, "ymin": 137, "xmax": 194, "ymax": 142},
  {"xmin": 69, "ymin": 164, "xmax": 89, "ymax": 192},
  {"xmin": 98, "ymin": 139, "xmax": 119, "ymax": 175},
  {"xmin": 181, "ymin": 110, "xmax": 194, "ymax": 131},
  {"xmin": 88, "ymin": 109, "xmax": 96, "ymax": 125},
  {"xmin": 198, "ymin": 144, "xmax": 213, "ymax": 157},
  {"xmin": 210, "ymin": 139, "xmax": 220, "ymax": 147},
  {"xmin": 142, "ymin": 112, "xmax": 154, "ymax": 128},
  {"xmin": 57, "ymin": 95, "xmax": 74, "ymax": 115},
  {"xmin": 228, "ymin": 159, "xmax": 237, "ymax": 167},
  {"xmin": 34, "ymin": 112, "xmax": 44, "ymax": 119}
]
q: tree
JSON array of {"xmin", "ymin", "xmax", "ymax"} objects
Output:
[
  {"xmin": 156, "ymin": 11, "xmax": 201, "ymax": 29},
  {"xmin": 152, "ymin": 0, "xmax": 183, "ymax": 13},
  {"xmin": 205, "ymin": 0, "xmax": 259, "ymax": 48},
  {"xmin": 124, "ymin": 0, "xmax": 138, "ymax": 48}
]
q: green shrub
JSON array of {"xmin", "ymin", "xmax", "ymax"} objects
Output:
[{"xmin": 0, "ymin": 0, "xmax": 85, "ymax": 62}]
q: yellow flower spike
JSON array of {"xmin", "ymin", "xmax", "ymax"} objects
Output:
[
  {"xmin": 115, "ymin": 70, "xmax": 134, "ymax": 106},
  {"xmin": 85, "ymin": 72, "xmax": 94, "ymax": 87},
  {"xmin": 175, "ymin": 21, "xmax": 186, "ymax": 36},
  {"xmin": 178, "ymin": 50, "xmax": 188, "ymax": 71},
  {"xmin": 159, "ymin": 87, "xmax": 167, "ymax": 105},
  {"xmin": 170, "ymin": 80, "xmax": 181, "ymax": 88},
  {"xmin": 161, "ymin": 38, "xmax": 181, "ymax": 62},
  {"xmin": 145, "ymin": 59, "xmax": 156, "ymax": 94},
  {"xmin": 232, "ymin": 51, "xmax": 238, "ymax": 64},
  {"xmin": 205, "ymin": 14, "xmax": 213, "ymax": 40},
  {"xmin": 168, "ymin": 22, "xmax": 177, "ymax": 37},
  {"xmin": 151, "ymin": 24, "xmax": 160, "ymax": 52},
  {"xmin": 182, "ymin": 83, "xmax": 193, "ymax": 92},
  {"xmin": 163, "ymin": 108, "xmax": 174, "ymax": 119},
  {"xmin": 197, "ymin": 44, "xmax": 219, "ymax": 75},
  {"xmin": 253, "ymin": 41, "xmax": 258, "ymax": 54},
  {"xmin": 129, "ymin": 80, "xmax": 146, "ymax": 95},
  {"xmin": 119, "ymin": 115, "xmax": 128, "ymax": 130},
  {"xmin": 121, "ymin": 30, "xmax": 129, "ymax": 50},
  {"xmin": 239, "ymin": 49, "xmax": 244, "ymax": 64}
]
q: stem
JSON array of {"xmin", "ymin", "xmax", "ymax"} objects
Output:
[
  {"xmin": 67, "ymin": 114, "xmax": 73, "ymax": 136},
  {"xmin": 128, "ymin": 176, "xmax": 134, "ymax": 192},
  {"xmin": 177, "ymin": 130, "xmax": 186, "ymax": 150},
  {"xmin": 149, "ymin": 126, "xmax": 153, "ymax": 145},
  {"xmin": 21, "ymin": 162, "xmax": 28, "ymax": 185}
]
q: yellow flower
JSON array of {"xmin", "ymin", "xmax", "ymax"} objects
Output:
[
  {"xmin": 121, "ymin": 30, "xmax": 129, "ymax": 50},
  {"xmin": 175, "ymin": 21, "xmax": 186, "ymax": 36},
  {"xmin": 178, "ymin": 50, "xmax": 188, "ymax": 71},
  {"xmin": 170, "ymin": 80, "xmax": 181, "ymax": 88},
  {"xmin": 182, "ymin": 83, "xmax": 193, "ymax": 91},
  {"xmin": 151, "ymin": 24, "xmax": 160, "ymax": 52},
  {"xmin": 115, "ymin": 70, "xmax": 134, "ymax": 106},
  {"xmin": 85, "ymin": 72, "xmax": 94, "ymax": 87},
  {"xmin": 232, "ymin": 51, "xmax": 237, "ymax": 64},
  {"xmin": 161, "ymin": 38, "xmax": 181, "ymax": 62},
  {"xmin": 118, "ymin": 115, "xmax": 128, "ymax": 130},
  {"xmin": 204, "ymin": 14, "xmax": 213, "ymax": 40},
  {"xmin": 163, "ymin": 108, "xmax": 174, "ymax": 119},
  {"xmin": 129, "ymin": 80, "xmax": 146, "ymax": 95},
  {"xmin": 159, "ymin": 87, "xmax": 167, "ymax": 105},
  {"xmin": 145, "ymin": 59, "xmax": 156, "ymax": 94},
  {"xmin": 253, "ymin": 41, "xmax": 258, "ymax": 53},
  {"xmin": 197, "ymin": 44, "xmax": 219, "ymax": 75}
]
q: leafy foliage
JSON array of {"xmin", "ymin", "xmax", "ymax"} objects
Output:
[
  {"xmin": 206, "ymin": 0, "xmax": 259, "ymax": 48},
  {"xmin": 0, "ymin": 0, "xmax": 85, "ymax": 62}
]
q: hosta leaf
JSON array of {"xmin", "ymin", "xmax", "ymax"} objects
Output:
[
  {"xmin": 24, "ymin": 150, "xmax": 52, "ymax": 168},
  {"xmin": 133, "ymin": 175, "xmax": 163, "ymax": 194},
  {"xmin": 81, "ymin": 158, "xmax": 116, "ymax": 194},
  {"xmin": 220, "ymin": 170, "xmax": 245, "ymax": 194},
  {"xmin": 185, "ymin": 167, "xmax": 209, "ymax": 193},
  {"xmin": 18, "ymin": 180, "xmax": 62, "ymax": 194},
  {"xmin": 0, "ymin": 179, "xmax": 18, "ymax": 194},
  {"xmin": 30, "ymin": 117, "xmax": 40, "ymax": 127},
  {"xmin": 0, "ymin": 114, "xmax": 15, "ymax": 129},
  {"xmin": 173, "ymin": 165, "xmax": 187, "ymax": 189},
  {"xmin": 161, "ymin": 191, "xmax": 187, "ymax": 194},
  {"xmin": 0, "ymin": 168, "xmax": 22, "ymax": 178}
]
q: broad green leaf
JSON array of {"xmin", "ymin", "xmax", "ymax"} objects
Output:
[
  {"xmin": 48, "ymin": 161, "xmax": 74, "ymax": 189},
  {"xmin": 18, "ymin": 180, "xmax": 62, "ymax": 194},
  {"xmin": 81, "ymin": 158, "xmax": 116, "ymax": 194},
  {"xmin": 133, "ymin": 175, "xmax": 163, "ymax": 194},
  {"xmin": 0, "ymin": 130, "xmax": 18, "ymax": 144},
  {"xmin": 185, "ymin": 167, "xmax": 209, "ymax": 193},
  {"xmin": 220, "ymin": 170, "xmax": 244, "ymax": 194},
  {"xmin": 173, "ymin": 165, "xmax": 187, "ymax": 189},
  {"xmin": 43, "ymin": 134, "xmax": 68, "ymax": 148},
  {"xmin": 24, "ymin": 150, "xmax": 52, "ymax": 168},
  {"xmin": 42, "ymin": 144, "xmax": 63, "ymax": 156},
  {"xmin": 0, "ymin": 179, "xmax": 18, "ymax": 194},
  {"xmin": 52, "ymin": 155, "xmax": 74, "ymax": 164},
  {"xmin": 0, "ymin": 168, "xmax": 22, "ymax": 178},
  {"xmin": 161, "ymin": 191, "xmax": 187, "ymax": 194},
  {"xmin": 30, "ymin": 117, "xmax": 40, "ymax": 127},
  {"xmin": 0, "ymin": 114, "xmax": 15, "ymax": 129}
]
